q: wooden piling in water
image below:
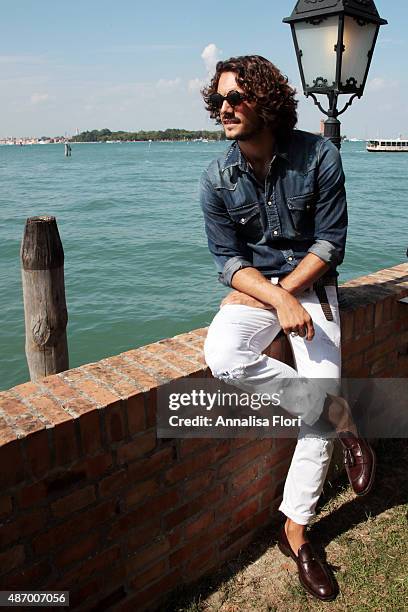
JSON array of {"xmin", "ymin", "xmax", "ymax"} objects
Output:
[{"xmin": 20, "ymin": 216, "xmax": 69, "ymax": 380}]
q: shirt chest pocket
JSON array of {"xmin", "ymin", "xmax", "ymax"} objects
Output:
[
  {"xmin": 228, "ymin": 202, "xmax": 264, "ymax": 244},
  {"xmin": 286, "ymin": 192, "xmax": 316, "ymax": 236}
]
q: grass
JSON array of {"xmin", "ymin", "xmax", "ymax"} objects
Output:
[{"xmin": 162, "ymin": 439, "xmax": 408, "ymax": 612}]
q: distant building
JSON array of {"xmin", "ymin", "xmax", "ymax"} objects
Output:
[{"xmin": 320, "ymin": 119, "xmax": 325, "ymax": 136}]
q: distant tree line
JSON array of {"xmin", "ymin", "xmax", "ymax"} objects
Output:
[{"xmin": 71, "ymin": 128, "xmax": 225, "ymax": 142}]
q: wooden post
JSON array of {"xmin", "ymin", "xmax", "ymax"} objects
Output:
[{"xmin": 20, "ymin": 216, "xmax": 69, "ymax": 380}]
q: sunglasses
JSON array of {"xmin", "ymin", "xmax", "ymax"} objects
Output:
[{"xmin": 208, "ymin": 90, "xmax": 247, "ymax": 110}]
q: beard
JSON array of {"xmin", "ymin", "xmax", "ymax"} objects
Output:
[{"xmin": 223, "ymin": 117, "xmax": 264, "ymax": 141}]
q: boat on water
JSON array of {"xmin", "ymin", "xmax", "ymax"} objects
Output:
[{"xmin": 366, "ymin": 138, "xmax": 408, "ymax": 152}]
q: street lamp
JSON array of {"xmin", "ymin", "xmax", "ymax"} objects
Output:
[{"xmin": 283, "ymin": 0, "xmax": 387, "ymax": 149}]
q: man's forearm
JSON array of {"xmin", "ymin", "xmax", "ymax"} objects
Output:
[
  {"xmin": 279, "ymin": 254, "xmax": 330, "ymax": 295},
  {"xmin": 231, "ymin": 267, "xmax": 286, "ymax": 308}
]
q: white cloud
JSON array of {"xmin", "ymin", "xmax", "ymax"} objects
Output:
[
  {"xmin": 367, "ymin": 77, "xmax": 398, "ymax": 92},
  {"xmin": 0, "ymin": 55, "xmax": 46, "ymax": 65},
  {"xmin": 201, "ymin": 43, "xmax": 221, "ymax": 75},
  {"xmin": 155, "ymin": 78, "xmax": 181, "ymax": 90},
  {"xmin": 188, "ymin": 77, "xmax": 205, "ymax": 93},
  {"xmin": 30, "ymin": 93, "xmax": 49, "ymax": 104}
]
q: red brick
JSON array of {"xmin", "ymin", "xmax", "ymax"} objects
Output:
[
  {"xmin": 33, "ymin": 499, "xmax": 116, "ymax": 555},
  {"xmin": 340, "ymin": 311, "xmax": 355, "ymax": 342},
  {"xmin": 164, "ymin": 484, "xmax": 224, "ymax": 530},
  {"xmin": 75, "ymin": 408, "xmax": 102, "ymax": 455},
  {"xmin": 184, "ymin": 510, "xmax": 214, "ymax": 538},
  {"xmin": 262, "ymin": 439, "xmax": 295, "ymax": 472},
  {"xmin": 125, "ymin": 536, "xmax": 170, "ymax": 574},
  {"xmin": 108, "ymin": 512, "xmax": 161, "ymax": 546},
  {"xmin": 112, "ymin": 358, "xmax": 159, "ymax": 391},
  {"xmin": 370, "ymin": 355, "xmax": 396, "ymax": 376},
  {"xmin": 233, "ymin": 498, "xmax": 259, "ymax": 524},
  {"xmin": 341, "ymin": 333, "xmax": 374, "ymax": 358},
  {"xmin": 69, "ymin": 377, "xmax": 121, "ymax": 407},
  {"xmin": 342, "ymin": 353, "xmax": 364, "ymax": 376},
  {"xmin": 365, "ymin": 336, "xmax": 397, "ymax": 364},
  {"xmin": 374, "ymin": 301, "xmax": 384, "ymax": 328},
  {"xmin": 354, "ymin": 306, "xmax": 371, "ymax": 337},
  {"xmin": 0, "ymin": 394, "xmax": 31, "ymax": 419},
  {"xmin": 221, "ymin": 507, "xmax": 270, "ymax": 552},
  {"xmin": 0, "ymin": 419, "xmax": 16, "ymax": 446},
  {"xmin": 218, "ymin": 439, "xmax": 272, "ymax": 478},
  {"xmin": 183, "ymin": 469, "xmax": 215, "ymax": 498},
  {"xmin": 124, "ymin": 569, "xmax": 181, "ymax": 612},
  {"xmin": 16, "ymin": 480, "xmax": 48, "ymax": 509},
  {"xmin": 84, "ymin": 362, "xmax": 133, "ymax": 392},
  {"xmin": 12, "ymin": 415, "xmax": 44, "ymax": 437},
  {"xmin": 0, "ymin": 559, "xmax": 51, "ymax": 589},
  {"xmin": 9, "ymin": 381, "xmax": 40, "ymax": 400},
  {"xmin": 23, "ymin": 429, "xmax": 51, "ymax": 478},
  {"xmin": 126, "ymin": 394, "xmax": 146, "ymax": 434},
  {"xmin": 0, "ymin": 496, "xmax": 12, "ymax": 519},
  {"xmin": 144, "ymin": 343, "xmax": 202, "ymax": 373},
  {"xmin": 125, "ymin": 489, "xmax": 179, "ymax": 527},
  {"xmin": 129, "ymin": 558, "xmax": 167, "ymax": 590},
  {"xmin": 28, "ymin": 395, "xmax": 72, "ymax": 425},
  {"xmin": 104, "ymin": 402, "xmax": 127, "ymax": 443},
  {"xmin": 53, "ymin": 419, "xmax": 79, "ymax": 466},
  {"xmin": 128, "ymin": 447, "xmax": 174, "ymax": 481},
  {"xmin": 178, "ymin": 437, "xmax": 211, "ymax": 458},
  {"xmin": 230, "ymin": 462, "xmax": 259, "ymax": 490},
  {"xmin": 164, "ymin": 446, "xmax": 219, "ymax": 484},
  {"xmin": 184, "ymin": 545, "xmax": 217, "ymax": 581},
  {"xmin": 54, "ymin": 544, "xmax": 121, "ymax": 587},
  {"xmin": 169, "ymin": 519, "xmax": 229, "ymax": 568},
  {"xmin": 383, "ymin": 297, "xmax": 394, "ymax": 322},
  {"xmin": 63, "ymin": 396, "xmax": 97, "ymax": 416},
  {"xmin": 128, "ymin": 349, "xmax": 185, "ymax": 380},
  {"xmin": 117, "ymin": 430, "xmax": 157, "ymax": 464},
  {"xmin": 0, "ymin": 508, "xmax": 46, "ymax": 548},
  {"xmin": 40, "ymin": 375, "xmax": 77, "ymax": 400},
  {"xmin": 272, "ymin": 457, "xmax": 292, "ymax": 482},
  {"xmin": 374, "ymin": 321, "xmax": 396, "ymax": 344},
  {"xmin": 125, "ymin": 479, "xmax": 160, "ymax": 508},
  {"xmin": 54, "ymin": 531, "xmax": 100, "ymax": 569},
  {"xmin": 126, "ymin": 520, "xmax": 162, "ymax": 554},
  {"xmin": 51, "ymin": 485, "xmax": 96, "ymax": 518},
  {"xmin": 0, "ymin": 440, "xmax": 26, "ymax": 488},
  {"xmin": 145, "ymin": 389, "xmax": 157, "ymax": 428},
  {"xmin": 99, "ymin": 469, "xmax": 128, "ymax": 498},
  {"xmin": 0, "ymin": 545, "xmax": 25, "ymax": 576},
  {"xmin": 218, "ymin": 473, "xmax": 271, "ymax": 517},
  {"xmin": 81, "ymin": 452, "xmax": 113, "ymax": 479}
]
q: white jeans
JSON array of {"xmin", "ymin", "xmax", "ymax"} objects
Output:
[{"xmin": 204, "ymin": 280, "xmax": 341, "ymax": 525}]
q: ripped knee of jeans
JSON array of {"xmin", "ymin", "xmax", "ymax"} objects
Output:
[{"xmin": 213, "ymin": 364, "xmax": 247, "ymax": 382}]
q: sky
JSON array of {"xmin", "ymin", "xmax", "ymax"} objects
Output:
[{"xmin": 0, "ymin": 0, "xmax": 405, "ymax": 139}]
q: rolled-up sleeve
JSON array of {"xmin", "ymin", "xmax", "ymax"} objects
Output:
[
  {"xmin": 307, "ymin": 139, "xmax": 348, "ymax": 267},
  {"xmin": 199, "ymin": 169, "xmax": 253, "ymax": 287}
]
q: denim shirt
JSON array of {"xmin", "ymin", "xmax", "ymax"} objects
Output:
[{"xmin": 199, "ymin": 129, "xmax": 348, "ymax": 287}]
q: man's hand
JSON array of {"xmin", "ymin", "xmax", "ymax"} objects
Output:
[
  {"xmin": 229, "ymin": 267, "xmax": 315, "ymax": 340},
  {"xmin": 275, "ymin": 292, "xmax": 315, "ymax": 340},
  {"xmin": 220, "ymin": 288, "xmax": 315, "ymax": 340},
  {"xmin": 220, "ymin": 290, "xmax": 273, "ymax": 310}
]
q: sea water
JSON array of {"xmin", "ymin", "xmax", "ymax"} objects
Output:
[{"xmin": 0, "ymin": 140, "xmax": 406, "ymax": 390}]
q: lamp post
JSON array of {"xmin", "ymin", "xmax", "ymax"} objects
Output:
[{"xmin": 283, "ymin": 0, "xmax": 387, "ymax": 149}]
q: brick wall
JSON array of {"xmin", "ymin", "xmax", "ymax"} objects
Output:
[{"xmin": 0, "ymin": 263, "xmax": 407, "ymax": 611}]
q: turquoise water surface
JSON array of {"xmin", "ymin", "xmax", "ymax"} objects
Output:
[{"xmin": 1, "ymin": 140, "xmax": 407, "ymax": 390}]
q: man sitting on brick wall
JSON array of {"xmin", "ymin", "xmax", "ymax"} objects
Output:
[{"xmin": 199, "ymin": 55, "xmax": 375, "ymax": 602}]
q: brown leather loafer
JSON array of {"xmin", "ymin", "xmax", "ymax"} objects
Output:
[
  {"xmin": 338, "ymin": 432, "xmax": 376, "ymax": 496},
  {"xmin": 277, "ymin": 526, "xmax": 336, "ymax": 601}
]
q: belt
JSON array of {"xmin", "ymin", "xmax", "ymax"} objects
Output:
[{"xmin": 313, "ymin": 276, "xmax": 338, "ymax": 322}]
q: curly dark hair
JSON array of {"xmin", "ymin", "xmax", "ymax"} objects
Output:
[{"xmin": 201, "ymin": 55, "xmax": 298, "ymax": 139}]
